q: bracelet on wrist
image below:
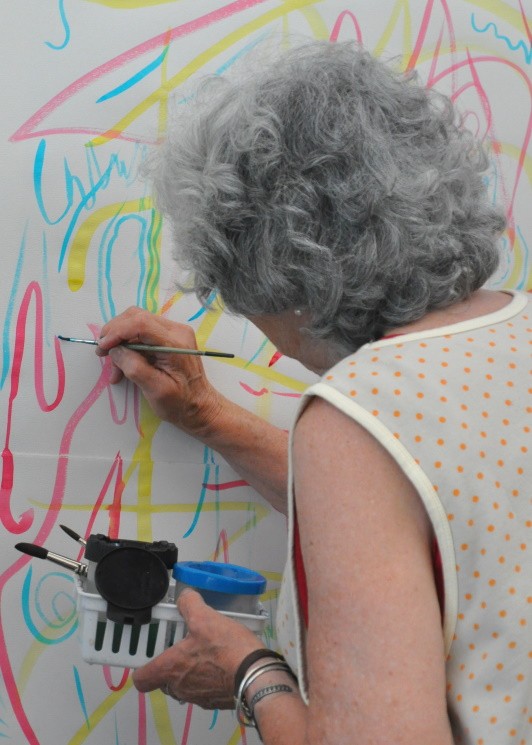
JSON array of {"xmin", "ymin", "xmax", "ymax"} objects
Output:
[
  {"xmin": 233, "ymin": 649, "xmax": 285, "ymax": 699},
  {"xmin": 249, "ymin": 683, "xmax": 295, "ymax": 712},
  {"xmin": 235, "ymin": 657, "xmax": 297, "ymax": 729}
]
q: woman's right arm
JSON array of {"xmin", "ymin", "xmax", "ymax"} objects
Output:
[{"xmin": 96, "ymin": 307, "xmax": 289, "ymax": 514}]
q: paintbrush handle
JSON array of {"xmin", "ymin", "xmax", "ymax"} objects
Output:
[
  {"xmin": 58, "ymin": 336, "xmax": 234, "ymax": 358},
  {"xmin": 123, "ymin": 344, "xmax": 234, "ymax": 358}
]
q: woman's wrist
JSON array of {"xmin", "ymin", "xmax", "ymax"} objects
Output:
[
  {"xmin": 234, "ymin": 651, "xmax": 298, "ymax": 731},
  {"xmin": 243, "ymin": 665, "xmax": 297, "ymax": 706}
]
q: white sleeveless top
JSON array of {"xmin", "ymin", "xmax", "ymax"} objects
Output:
[{"xmin": 277, "ymin": 290, "xmax": 531, "ymax": 745}]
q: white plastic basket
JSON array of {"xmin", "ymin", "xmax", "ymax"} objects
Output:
[{"xmin": 75, "ymin": 580, "xmax": 268, "ymax": 668}]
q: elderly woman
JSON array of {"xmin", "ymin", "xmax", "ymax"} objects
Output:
[{"xmin": 96, "ymin": 42, "xmax": 530, "ymax": 745}]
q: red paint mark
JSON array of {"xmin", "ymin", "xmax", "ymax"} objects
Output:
[
  {"xmin": 103, "ymin": 665, "xmax": 130, "ymax": 691},
  {"xmin": 268, "ymin": 350, "xmax": 283, "ymax": 367},
  {"xmin": 138, "ymin": 690, "xmax": 147, "ymax": 745},
  {"xmin": 329, "ymin": 11, "xmax": 363, "ymax": 43},
  {"xmin": 202, "ymin": 479, "xmax": 249, "ymax": 491},
  {"xmin": 407, "ymin": 0, "xmax": 457, "ymax": 72},
  {"xmin": 239, "ymin": 382, "xmax": 269, "ymax": 397},
  {"xmin": 10, "ymin": 0, "xmax": 272, "ymax": 143},
  {"xmin": 75, "ymin": 452, "xmax": 125, "ymax": 558},
  {"xmin": 1, "ymin": 282, "xmax": 65, "ymax": 534},
  {"xmin": 272, "ymin": 391, "xmax": 302, "ymax": 399},
  {"xmin": 180, "ymin": 702, "xmax": 194, "ymax": 745},
  {"xmin": 213, "ymin": 530, "xmax": 230, "ymax": 562}
]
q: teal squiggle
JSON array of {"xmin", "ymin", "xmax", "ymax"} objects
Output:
[
  {"xmin": 1, "ymin": 230, "xmax": 26, "ymax": 389},
  {"xmin": 516, "ymin": 226, "xmax": 529, "ymax": 289},
  {"xmin": 183, "ymin": 464, "xmax": 211, "ymax": 538},
  {"xmin": 45, "ymin": 0, "xmax": 71, "ymax": 50},
  {"xmin": 73, "ymin": 665, "xmax": 91, "ymax": 731},
  {"xmin": 97, "ymin": 47, "xmax": 169, "ymax": 103},
  {"xmin": 471, "ymin": 13, "xmax": 531, "ymax": 64},
  {"xmin": 21, "ymin": 567, "xmax": 78, "ymax": 645}
]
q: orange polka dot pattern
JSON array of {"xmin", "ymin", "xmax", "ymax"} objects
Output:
[{"xmin": 278, "ymin": 292, "xmax": 531, "ymax": 743}]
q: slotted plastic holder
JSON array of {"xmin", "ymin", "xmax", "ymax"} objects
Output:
[{"xmin": 75, "ymin": 580, "xmax": 268, "ymax": 668}]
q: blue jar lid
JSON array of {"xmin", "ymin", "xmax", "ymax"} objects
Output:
[{"xmin": 172, "ymin": 561, "xmax": 266, "ymax": 595}]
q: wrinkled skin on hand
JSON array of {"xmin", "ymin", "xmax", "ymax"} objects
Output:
[
  {"xmin": 133, "ymin": 590, "xmax": 266, "ymax": 709},
  {"xmin": 96, "ymin": 307, "xmax": 224, "ymax": 437}
]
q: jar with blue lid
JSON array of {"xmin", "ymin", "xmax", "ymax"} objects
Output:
[{"xmin": 173, "ymin": 561, "xmax": 266, "ymax": 614}]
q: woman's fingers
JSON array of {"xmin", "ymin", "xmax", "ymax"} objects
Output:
[{"xmin": 97, "ymin": 307, "xmax": 199, "ymax": 354}]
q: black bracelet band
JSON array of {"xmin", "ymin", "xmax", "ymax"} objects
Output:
[{"xmin": 233, "ymin": 649, "xmax": 285, "ymax": 699}]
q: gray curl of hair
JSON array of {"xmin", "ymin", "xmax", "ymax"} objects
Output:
[{"xmin": 144, "ymin": 40, "xmax": 505, "ymax": 351}]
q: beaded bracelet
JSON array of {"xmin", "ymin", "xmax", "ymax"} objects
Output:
[{"xmin": 249, "ymin": 683, "xmax": 294, "ymax": 712}]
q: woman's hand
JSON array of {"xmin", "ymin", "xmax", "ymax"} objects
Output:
[
  {"xmin": 96, "ymin": 307, "xmax": 224, "ymax": 438},
  {"xmin": 132, "ymin": 589, "xmax": 265, "ymax": 709}
]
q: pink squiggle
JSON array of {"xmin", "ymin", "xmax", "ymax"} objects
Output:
[
  {"xmin": 180, "ymin": 702, "xmax": 194, "ymax": 745},
  {"xmin": 133, "ymin": 385, "xmax": 142, "ymax": 436},
  {"xmin": 0, "ymin": 363, "xmax": 112, "ymax": 744},
  {"xmin": 430, "ymin": 55, "xmax": 532, "ymax": 239},
  {"xmin": 329, "ymin": 11, "xmax": 363, "ymax": 43},
  {"xmin": 240, "ymin": 382, "xmax": 269, "ymax": 397},
  {"xmin": 72, "ymin": 451, "xmax": 124, "ymax": 564},
  {"xmin": 138, "ymin": 691, "xmax": 147, "ymax": 745},
  {"xmin": 518, "ymin": 0, "xmax": 532, "ymax": 45},
  {"xmin": 87, "ymin": 323, "xmax": 130, "ymax": 425},
  {"xmin": 407, "ymin": 0, "xmax": 457, "ymax": 73},
  {"xmin": 10, "ymin": 0, "xmax": 271, "ymax": 143},
  {"xmin": 1, "ymin": 282, "xmax": 65, "ymax": 534},
  {"xmin": 239, "ymin": 381, "xmax": 302, "ymax": 398},
  {"xmin": 103, "ymin": 666, "xmax": 130, "ymax": 692}
]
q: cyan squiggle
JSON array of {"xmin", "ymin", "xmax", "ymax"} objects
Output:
[
  {"xmin": 45, "ymin": 0, "xmax": 71, "ymax": 51},
  {"xmin": 471, "ymin": 13, "xmax": 531, "ymax": 64}
]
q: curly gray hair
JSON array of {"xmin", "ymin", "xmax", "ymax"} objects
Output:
[{"xmin": 146, "ymin": 40, "xmax": 504, "ymax": 350}]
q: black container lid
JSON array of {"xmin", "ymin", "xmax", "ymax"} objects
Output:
[{"xmin": 95, "ymin": 547, "xmax": 169, "ymax": 625}]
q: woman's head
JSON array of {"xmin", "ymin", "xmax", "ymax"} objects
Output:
[{"xmin": 146, "ymin": 40, "xmax": 505, "ymax": 352}]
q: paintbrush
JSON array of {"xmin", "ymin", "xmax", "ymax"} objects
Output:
[
  {"xmin": 60, "ymin": 524, "xmax": 87, "ymax": 547},
  {"xmin": 15, "ymin": 542, "xmax": 88, "ymax": 577},
  {"xmin": 57, "ymin": 335, "xmax": 234, "ymax": 359}
]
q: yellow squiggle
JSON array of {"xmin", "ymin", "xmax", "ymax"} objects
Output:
[
  {"xmin": 505, "ymin": 234, "xmax": 531, "ymax": 290},
  {"xmin": 299, "ymin": 7, "xmax": 329, "ymax": 38},
  {"xmin": 17, "ymin": 634, "xmax": 66, "ymax": 694},
  {"xmin": 67, "ymin": 678, "xmax": 133, "ymax": 745},
  {"xmin": 158, "ymin": 29, "xmax": 172, "ymax": 140},
  {"xmin": 121, "ymin": 397, "xmax": 161, "ymax": 541},
  {"xmin": 150, "ymin": 690, "xmax": 179, "ymax": 745},
  {"xmin": 227, "ymin": 723, "xmax": 247, "ymax": 745},
  {"xmin": 67, "ymin": 198, "xmax": 154, "ymax": 291},
  {"xmin": 493, "ymin": 141, "xmax": 532, "ymax": 187},
  {"xmin": 145, "ymin": 209, "xmax": 163, "ymax": 312},
  {"xmin": 373, "ymin": 0, "xmax": 413, "ymax": 61},
  {"xmin": 89, "ymin": 0, "xmax": 320, "ymax": 147}
]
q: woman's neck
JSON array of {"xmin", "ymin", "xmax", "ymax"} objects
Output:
[{"xmin": 383, "ymin": 289, "xmax": 512, "ymax": 338}]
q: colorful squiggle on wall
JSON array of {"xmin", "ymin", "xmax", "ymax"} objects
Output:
[{"xmin": 1, "ymin": 1, "xmax": 530, "ymax": 743}]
